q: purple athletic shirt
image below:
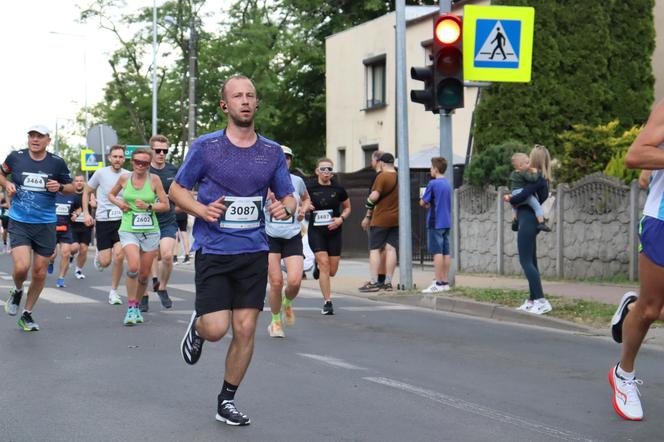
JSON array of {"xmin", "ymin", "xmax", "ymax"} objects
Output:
[{"xmin": 174, "ymin": 129, "xmax": 294, "ymax": 255}]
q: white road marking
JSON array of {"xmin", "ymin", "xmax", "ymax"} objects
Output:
[
  {"xmin": 298, "ymin": 353, "xmax": 368, "ymax": 371},
  {"xmin": 40, "ymin": 288, "xmax": 100, "ymax": 304},
  {"xmin": 364, "ymin": 377, "xmax": 594, "ymax": 442}
]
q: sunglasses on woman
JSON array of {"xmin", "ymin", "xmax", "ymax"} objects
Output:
[
  {"xmin": 319, "ymin": 166, "xmax": 333, "ymax": 173},
  {"xmin": 133, "ymin": 159, "xmax": 150, "ymax": 167}
]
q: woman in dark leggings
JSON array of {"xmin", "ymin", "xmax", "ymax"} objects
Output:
[{"xmin": 508, "ymin": 145, "xmax": 553, "ymax": 315}]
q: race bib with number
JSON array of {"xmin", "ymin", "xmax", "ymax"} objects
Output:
[
  {"xmin": 108, "ymin": 207, "xmax": 123, "ymax": 220},
  {"xmin": 219, "ymin": 196, "xmax": 263, "ymax": 229},
  {"xmin": 22, "ymin": 172, "xmax": 47, "ymax": 192},
  {"xmin": 132, "ymin": 212, "xmax": 154, "ymax": 229},
  {"xmin": 313, "ymin": 209, "xmax": 334, "ymax": 226},
  {"xmin": 55, "ymin": 203, "xmax": 70, "ymax": 216}
]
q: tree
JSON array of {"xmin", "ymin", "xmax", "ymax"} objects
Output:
[
  {"xmin": 472, "ymin": 0, "xmax": 654, "ymax": 158},
  {"xmin": 464, "ymin": 140, "xmax": 529, "ymax": 188}
]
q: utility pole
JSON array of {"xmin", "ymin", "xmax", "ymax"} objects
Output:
[
  {"xmin": 187, "ymin": 14, "xmax": 197, "ymax": 145},
  {"xmin": 152, "ymin": 0, "xmax": 158, "ymax": 135},
  {"xmin": 395, "ymin": 0, "xmax": 413, "ymax": 290}
]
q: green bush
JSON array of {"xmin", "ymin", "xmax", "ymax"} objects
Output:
[
  {"xmin": 603, "ymin": 126, "xmax": 642, "ymax": 184},
  {"xmin": 465, "ymin": 140, "xmax": 530, "ymax": 188}
]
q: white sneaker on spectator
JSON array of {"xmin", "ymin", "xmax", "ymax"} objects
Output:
[
  {"xmin": 422, "ymin": 282, "xmax": 450, "ymax": 293},
  {"xmin": 516, "ymin": 299, "xmax": 534, "ymax": 312},
  {"xmin": 532, "ymin": 298, "xmax": 552, "ymax": 315}
]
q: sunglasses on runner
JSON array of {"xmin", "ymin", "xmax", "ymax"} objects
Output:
[
  {"xmin": 133, "ymin": 159, "xmax": 150, "ymax": 167},
  {"xmin": 153, "ymin": 148, "xmax": 168, "ymax": 154},
  {"xmin": 319, "ymin": 166, "xmax": 333, "ymax": 173}
]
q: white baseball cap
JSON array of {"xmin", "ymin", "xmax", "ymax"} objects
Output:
[
  {"xmin": 281, "ymin": 145, "xmax": 294, "ymax": 157},
  {"xmin": 27, "ymin": 124, "xmax": 50, "ymax": 136}
]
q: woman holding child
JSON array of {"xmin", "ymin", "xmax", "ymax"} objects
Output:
[{"xmin": 504, "ymin": 144, "xmax": 553, "ymax": 315}]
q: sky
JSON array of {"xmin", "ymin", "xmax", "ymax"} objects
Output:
[{"xmin": 0, "ymin": 1, "xmax": 178, "ymax": 160}]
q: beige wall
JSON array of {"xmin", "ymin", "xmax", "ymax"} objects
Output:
[
  {"xmin": 326, "ymin": 3, "xmax": 488, "ymax": 173},
  {"xmin": 654, "ymin": 0, "xmax": 664, "ymax": 104}
]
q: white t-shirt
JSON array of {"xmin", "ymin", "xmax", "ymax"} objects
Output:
[
  {"xmin": 88, "ymin": 166, "xmax": 130, "ymax": 221},
  {"xmin": 265, "ymin": 174, "xmax": 307, "ymax": 239}
]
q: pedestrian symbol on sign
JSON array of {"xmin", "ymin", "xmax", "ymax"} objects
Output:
[
  {"xmin": 85, "ymin": 153, "xmax": 97, "ymax": 167},
  {"xmin": 474, "ymin": 19, "xmax": 521, "ymax": 69}
]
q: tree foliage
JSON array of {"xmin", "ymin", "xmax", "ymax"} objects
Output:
[
  {"xmin": 80, "ymin": 0, "xmax": 436, "ymax": 169},
  {"xmin": 472, "ymin": 0, "xmax": 655, "ymax": 158},
  {"xmin": 465, "ymin": 140, "xmax": 530, "ymax": 188}
]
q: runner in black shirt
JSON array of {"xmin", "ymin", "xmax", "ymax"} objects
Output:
[{"xmin": 306, "ymin": 158, "xmax": 351, "ymax": 315}]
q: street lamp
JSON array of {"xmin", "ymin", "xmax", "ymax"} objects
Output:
[{"xmin": 48, "ymin": 31, "xmax": 89, "ymax": 134}]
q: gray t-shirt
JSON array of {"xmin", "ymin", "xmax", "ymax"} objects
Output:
[
  {"xmin": 88, "ymin": 166, "xmax": 130, "ymax": 221},
  {"xmin": 265, "ymin": 174, "xmax": 307, "ymax": 239}
]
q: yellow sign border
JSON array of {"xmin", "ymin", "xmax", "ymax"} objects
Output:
[
  {"xmin": 463, "ymin": 5, "xmax": 535, "ymax": 82},
  {"xmin": 81, "ymin": 149, "xmax": 101, "ymax": 171}
]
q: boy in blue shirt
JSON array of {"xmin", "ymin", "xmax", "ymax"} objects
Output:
[{"xmin": 419, "ymin": 157, "xmax": 453, "ymax": 292}]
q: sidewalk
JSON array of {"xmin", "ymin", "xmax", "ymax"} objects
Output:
[{"xmin": 300, "ymin": 259, "xmax": 663, "ymax": 343}]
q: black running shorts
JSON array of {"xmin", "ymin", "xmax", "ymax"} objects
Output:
[
  {"xmin": 307, "ymin": 227, "xmax": 342, "ymax": 257},
  {"xmin": 268, "ymin": 233, "xmax": 303, "ymax": 258},
  {"xmin": 95, "ymin": 220, "xmax": 121, "ymax": 251},
  {"xmin": 194, "ymin": 251, "xmax": 268, "ymax": 315},
  {"xmin": 71, "ymin": 226, "xmax": 92, "ymax": 245},
  {"xmin": 8, "ymin": 219, "xmax": 56, "ymax": 257}
]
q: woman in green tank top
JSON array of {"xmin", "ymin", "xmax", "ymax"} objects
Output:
[{"xmin": 108, "ymin": 148, "xmax": 169, "ymax": 326}]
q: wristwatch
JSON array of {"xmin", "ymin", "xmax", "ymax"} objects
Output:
[
  {"xmin": 147, "ymin": 204, "xmax": 153, "ymax": 213},
  {"xmin": 58, "ymin": 183, "xmax": 64, "ymax": 192},
  {"xmin": 284, "ymin": 205, "xmax": 293, "ymax": 218}
]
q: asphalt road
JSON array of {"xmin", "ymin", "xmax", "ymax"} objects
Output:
[{"xmin": 0, "ymin": 253, "xmax": 661, "ymax": 442}]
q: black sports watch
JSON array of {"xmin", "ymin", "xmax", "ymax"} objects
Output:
[
  {"xmin": 147, "ymin": 204, "xmax": 153, "ymax": 213},
  {"xmin": 58, "ymin": 183, "xmax": 64, "ymax": 192}
]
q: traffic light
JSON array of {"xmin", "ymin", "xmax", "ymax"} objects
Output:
[
  {"xmin": 433, "ymin": 14, "xmax": 464, "ymax": 112},
  {"xmin": 410, "ymin": 65, "xmax": 435, "ymax": 112}
]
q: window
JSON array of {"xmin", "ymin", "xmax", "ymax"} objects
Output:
[
  {"xmin": 364, "ymin": 55, "xmax": 386, "ymax": 109},
  {"xmin": 337, "ymin": 148, "xmax": 346, "ymax": 173},
  {"xmin": 362, "ymin": 144, "xmax": 379, "ymax": 168}
]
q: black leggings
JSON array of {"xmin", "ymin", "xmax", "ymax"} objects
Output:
[{"xmin": 517, "ymin": 207, "xmax": 544, "ymax": 301}]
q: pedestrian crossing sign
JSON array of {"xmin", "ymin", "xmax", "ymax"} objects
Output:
[
  {"xmin": 463, "ymin": 5, "xmax": 535, "ymax": 82},
  {"xmin": 81, "ymin": 149, "xmax": 101, "ymax": 171}
]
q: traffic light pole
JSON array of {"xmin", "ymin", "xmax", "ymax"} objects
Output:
[{"xmin": 439, "ymin": 0, "xmax": 456, "ymax": 286}]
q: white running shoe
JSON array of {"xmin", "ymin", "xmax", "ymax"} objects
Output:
[
  {"xmin": 421, "ymin": 282, "xmax": 450, "ymax": 293},
  {"xmin": 609, "ymin": 365, "xmax": 643, "ymax": 421},
  {"xmin": 268, "ymin": 321, "xmax": 285, "ymax": 338},
  {"xmin": 75, "ymin": 270, "xmax": 86, "ymax": 280},
  {"xmin": 94, "ymin": 253, "xmax": 103, "ymax": 272},
  {"xmin": 532, "ymin": 298, "xmax": 552, "ymax": 315},
  {"xmin": 108, "ymin": 290, "xmax": 123, "ymax": 305},
  {"xmin": 516, "ymin": 299, "xmax": 534, "ymax": 312}
]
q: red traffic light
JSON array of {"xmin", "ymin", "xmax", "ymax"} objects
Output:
[{"xmin": 434, "ymin": 14, "xmax": 462, "ymax": 46}]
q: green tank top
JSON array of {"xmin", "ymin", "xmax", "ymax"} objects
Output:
[{"xmin": 120, "ymin": 173, "xmax": 160, "ymax": 233}]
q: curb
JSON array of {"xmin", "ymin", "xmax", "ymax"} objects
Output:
[{"xmin": 365, "ymin": 293, "xmax": 594, "ymax": 333}]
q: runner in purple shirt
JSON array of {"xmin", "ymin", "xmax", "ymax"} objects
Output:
[{"xmin": 170, "ymin": 75, "xmax": 295, "ymax": 427}]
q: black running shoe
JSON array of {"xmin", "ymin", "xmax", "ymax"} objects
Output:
[
  {"xmin": 157, "ymin": 290, "xmax": 173, "ymax": 309},
  {"xmin": 511, "ymin": 219, "xmax": 519, "ymax": 232},
  {"xmin": 216, "ymin": 400, "xmax": 251, "ymax": 426},
  {"xmin": 358, "ymin": 281, "xmax": 381, "ymax": 292},
  {"xmin": 152, "ymin": 278, "xmax": 160, "ymax": 292},
  {"xmin": 139, "ymin": 295, "xmax": 149, "ymax": 312},
  {"xmin": 181, "ymin": 311, "xmax": 205, "ymax": 365},
  {"xmin": 611, "ymin": 291, "xmax": 638, "ymax": 343},
  {"xmin": 382, "ymin": 282, "xmax": 393, "ymax": 292},
  {"xmin": 321, "ymin": 300, "xmax": 334, "ymax": 315}
]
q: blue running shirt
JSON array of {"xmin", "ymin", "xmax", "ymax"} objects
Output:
[
  {"xmin": 2, "ymin": 149, "xmax": 72, "ymax": 224},
  {"xmin": 175, "ymin": 130, "xmax": 294, "ymax": 255}
]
